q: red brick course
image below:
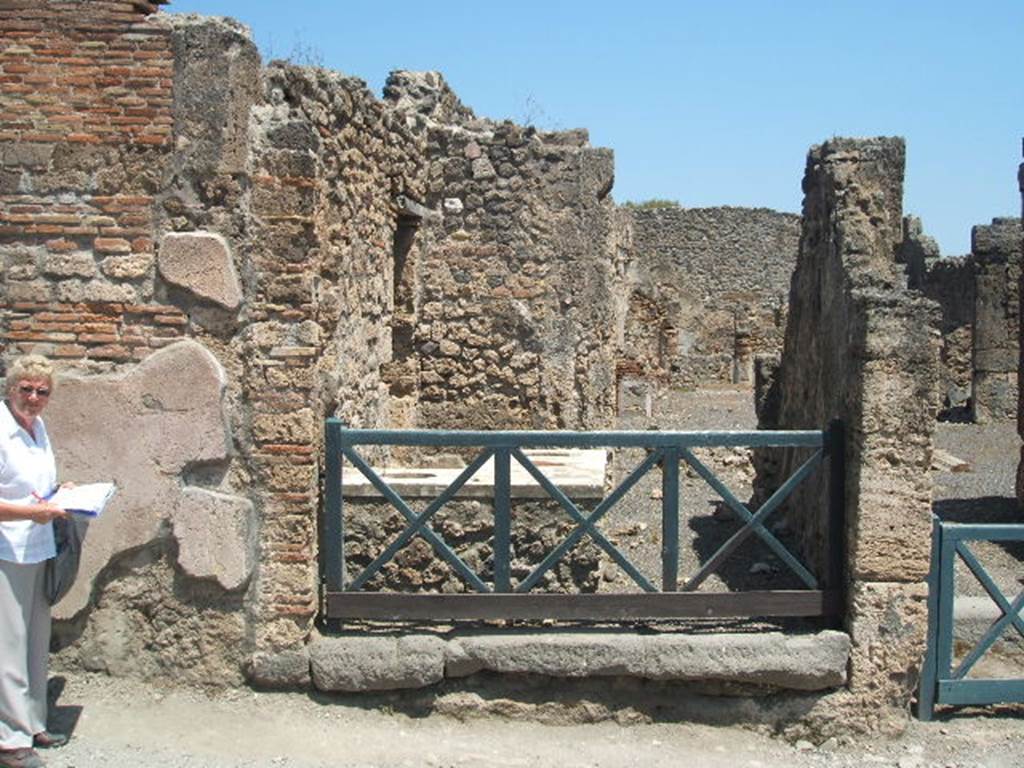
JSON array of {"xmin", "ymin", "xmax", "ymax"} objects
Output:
[{"xmin": 2, "ymin": 301, "xmax": 187, "ymax": 361}]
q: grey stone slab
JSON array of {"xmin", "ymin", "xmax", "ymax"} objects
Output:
[
  {"xmin": 309, "ymin": 633, "xmax": 446, "ymax": 692},
  {"xmin": 445, "ymin": 631, "xmax": 849, "ymax": 691},
  {"xmin": 249, "ymin": 649, "xmax": 311, "ymax": 689}
]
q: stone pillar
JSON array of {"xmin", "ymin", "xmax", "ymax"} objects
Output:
[
  {"xmin": 244, "ymin": 109, "xmax": 322, "ymax": 684},
  {"xmin": 759, "ymin": 138, "xmax": 939, "ymax": 734},
  {"xmin": 971, "ymin": 218, "xmax": 1022, "ymax": 423}
]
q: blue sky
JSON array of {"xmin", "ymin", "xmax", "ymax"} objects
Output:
[{"xmin": 167, "ymin": 1, "xmax": 1022, "ymax": 256}]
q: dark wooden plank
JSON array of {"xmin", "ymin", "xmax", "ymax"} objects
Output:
[{"xmin": 325, "ymin": 590, "xmax": 840, "ymax": 621}]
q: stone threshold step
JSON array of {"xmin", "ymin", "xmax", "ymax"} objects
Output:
[{"xmin": 307, "ymin": 629, "xmax": 851, "ymax": 694}]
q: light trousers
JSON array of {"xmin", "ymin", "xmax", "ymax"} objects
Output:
[{"xmin": 0, "ymin": 559, "xmax": 49, "ymax": 749}]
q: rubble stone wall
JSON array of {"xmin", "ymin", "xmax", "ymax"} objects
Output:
[
  {"xmin": 899, "ymin": 215, "xmax": 975, "ymax": 417},
  {"xmin": 757, "ymin": 137, "xmax": 939, "ymax": 733},
  {"xmin": 384, "ymin": 72, "xmax": 622, "ymax": 431},
  {"xmin": 920, "ymin": 255, "xmax": 974, "ymax": 417},
  {"xmin": 1017, "ymin": 145, "xmax": 1024, "ymax": 501},
  {"xmin": 1, "ymin": 3, "xmax": 624, "ymax": 687},
  {"xmin": 626, "ymin": 207, "xmax": 799, "ymax": 388}
]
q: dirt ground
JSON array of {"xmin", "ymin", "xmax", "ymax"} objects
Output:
[
  {"xmin": 38, "ymin": 386, "xmax": 1024, "ymax": 768},
  {"xmin": 36, "ymin": 672, "xmax": 1024, "ymax": 768}
]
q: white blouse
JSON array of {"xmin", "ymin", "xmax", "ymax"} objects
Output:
[{"xmin": 0, "ymin": 403, "xmax": 56, "ymax": 563}]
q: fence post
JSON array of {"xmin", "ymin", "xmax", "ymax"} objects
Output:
[
  {"xmin": 494, "ymin": 448, "xmax": 512, "ymax": 592},
  {"xmin": 661, "ymin": 446, "xmax": 680, "ymax": 591},
  {"xmin": 917, "ymin": 517, "xmax": 943, "ymax": 720},
  {"xmin": 323, "ymin": 421, "xmax": 344, "ymax": 597},
  {"xmin": 826, "ymin": 418, "xmax": 846, "ymax": 625}
]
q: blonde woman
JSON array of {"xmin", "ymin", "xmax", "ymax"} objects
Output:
[{"xmin": 0, "ymin": 356, "xmax": 68, "ymax": 768}]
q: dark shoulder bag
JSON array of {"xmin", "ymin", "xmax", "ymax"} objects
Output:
[{"xmin": 45, "ymin": 516, "xmax": 89, "ymax": 606}]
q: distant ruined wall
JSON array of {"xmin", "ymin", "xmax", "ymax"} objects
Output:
[
  {"xmin": 757, "ymin": 138, "xmax": 939, "ymax": 733},
  {"xmin": 625, "ymin": 207, "xmax": 798, "ymax": 388},
  {"xmin": 900, "ymin": 216, "xmax": 974, "ymax": 416},
  {"xmin": 970, "ymin": 218, "xmax": 1021, "ymax": 423},
  {"xmin": 384, "ymin": 72, "xmax": 621, "ymax": 431},
  {"xmin": 900, "ymin": 214, "xmax": 1021, "ymax": 424},
  {"xmin": 1017, "ymin": 144, "xmax": 1024, "ymax": 502},
  {"xmin": 919, "ymin": 256, "xmax": 974, "ymax": 416}
]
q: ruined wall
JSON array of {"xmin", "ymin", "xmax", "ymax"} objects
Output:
[
  {"xmin": 384, "ymin": 72, "xmax": 621, "ymax": 431},
  {"xmin": 899, "ymin": 216, "xmax": 974, "ymax": 417},
  {"xmin": 0, "ymin": 2, "xmax": 267, "ymax": 685},
  {"xmin": 971, "ymin": 217, "xmax": 1022, "ymax": 423},
  {"xmin": 1018, "ymin": 144, "xmax": 1024, "ymax": 502},
  {"xmin": 0, "ymin": 2, "xmax": 431, "ymax": 686},
  {"xmin": 626, "ymin": 207, "xmax": 798, "ymax": 388},
  {"xmin": 919, "ymin": 256, "xmax": 974, "ymax": 417},
  {"xmin": 757, "ymin": 138, "xmax": 939, "ymax": 733},
  {"xmin": 1, "ymin": 1, "xmax": 626, "ymax": 687}
]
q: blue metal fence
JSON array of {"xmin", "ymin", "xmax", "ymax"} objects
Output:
[
  {"xmin": 322, "ymin": 420, "xmax": 845, "ymax": 622},
  {"xmin": 918, "ymin": 519, "xmax": 1024, "ymax": 719}
]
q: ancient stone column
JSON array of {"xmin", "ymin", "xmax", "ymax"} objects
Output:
[{"xmin": 971, "ymin": 218, "xmax": 1022, "ymax": 423}]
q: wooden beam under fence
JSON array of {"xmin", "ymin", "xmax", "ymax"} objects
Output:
[{"xmin": 324, "ymin": 590, "xmax": 841, "ymax": 622}]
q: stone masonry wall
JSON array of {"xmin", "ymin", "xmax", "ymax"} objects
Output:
[
  {"xmin": 1017, "ymin": 144, "xmax": 1024, "ymax": 502},
  {"xmin": 1, "ymin": 3, "xmax": 430, "ymax": 687},
  {"xmin": 899, "ymin": 215, "xmax": 975, "ymax": 418},
  {"xmin": 971, "ymin": 217, "xmax": 1022, "ymax": 423},
  {"xmin": 626, "ymin": 206, "xmax": 799, "ymax": 388},
  {"xmin": 244, "ymin": 63, "xmax": 427, "ymax": 677},
  {"xmin": 920, "ymin": 255, "xmax": 974, "ymax": 417},
  {"xmin": 757, "ymin": 138, "xmax": 939, "ymax": 734},
  {"xmin": 2, "ymin": 4, "xmax": 624, "ymax": 688},
  {"xmin": 0, "ymin": 2, "xmax": 260, "ymax": 686},
  {"xmin": 384, "ymin": 72, "xmax": 621, "ymax": 431}
]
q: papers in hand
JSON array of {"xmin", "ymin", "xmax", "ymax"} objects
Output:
[{"xmin": 50, "ymin": 483, "xmax": 116, "ymax": 518}]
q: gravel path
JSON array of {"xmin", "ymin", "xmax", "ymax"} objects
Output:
[{"xmin": 39, "ymin": 672, "xmax": 1024, "ymax": 768}]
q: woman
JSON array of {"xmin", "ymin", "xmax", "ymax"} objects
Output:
[{"xmin": 0, "ymin": 356, "xmax": 68, "ymax": 768}]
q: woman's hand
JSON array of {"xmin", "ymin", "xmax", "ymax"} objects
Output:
[{"xmin": 27, "ymin": 502, "xmax": 67, "ymax": 524}]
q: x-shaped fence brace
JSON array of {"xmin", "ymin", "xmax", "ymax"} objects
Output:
[
  {"xmin": 945, "ymin": 538, "xmax": 1024, "ymax": 680},
  {"xmin": 337, "ymin": 439, "xmax": 825, "ymax": 594},
  {"xmin": 919, "ymin": 521, "xmax": 1024, "ymax": 719}
]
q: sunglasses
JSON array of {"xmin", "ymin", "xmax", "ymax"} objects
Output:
[{"xmin": 18, "ymin": 385, "xmax": 50, "ymax": 398}]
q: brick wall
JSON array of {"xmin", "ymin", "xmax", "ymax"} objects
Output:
[{"xmin": 1, "ymin": 0, "xmax": 175, "ymax": 367}]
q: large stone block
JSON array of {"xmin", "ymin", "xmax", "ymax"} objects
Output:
[
  {"xmin": 162, "ymin": 14, "xmax": 260, "ymax": 176},
  {"xmin": 173, "ymin": 487, "xmax": 255, "ymax": 591},
  {"xmin": 446, "ymin": 631, "xmax": 850, "ymax": 691},
  {"xmin": 309, "ymin": 634, "xmax": 446, "ymax": 692},
  {"xmin": 159, "ymin": 231, "xmax": 243, "ymax": 310},
  {"xmin": 847, "ymin": 581, "xmax": 929, "ymax": 699},
  {"xmin": 248, "ymin": 648, "xmax": 311, "ymax": 689}
]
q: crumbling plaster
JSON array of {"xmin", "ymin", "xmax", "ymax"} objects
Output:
[{"xmin": 46, "ymin": 340, "xmax": 252, "ymax": 618}]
